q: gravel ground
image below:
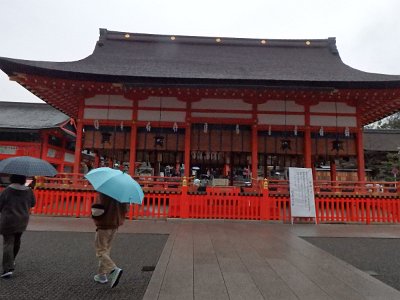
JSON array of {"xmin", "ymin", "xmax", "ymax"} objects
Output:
[
  {"xmin": 303, "ymin": 237, "xmax": 400, "ymax": 292},
  {"xmin": 0, "ymin": 231, "xmax": 168, "ymax": 300}
]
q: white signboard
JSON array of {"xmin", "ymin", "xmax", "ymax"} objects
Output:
[
  {"xmin": 0, "ymin": 146, "xmax": 17, "ymax": 155},
  {"xmin": 289, "ymin": 167, "xmax": 316, "ymax": 223}
]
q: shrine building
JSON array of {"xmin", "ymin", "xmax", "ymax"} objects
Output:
[
  {"xmin": 1, "ymin": 29, "xmax": 400, "ymax": 185},
  {"xmin": 0, "ymin": 101, "xmax": 76, "ymax": 173}
]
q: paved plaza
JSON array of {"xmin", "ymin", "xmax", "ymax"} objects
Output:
[{"xmin": 1, "ymin": 216, "xmax": 400, "ymax": 299}]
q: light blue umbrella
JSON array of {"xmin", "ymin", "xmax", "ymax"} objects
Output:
[{"xmin": 85, "ymin": 167, "xmax": 144, "ymax": 204}]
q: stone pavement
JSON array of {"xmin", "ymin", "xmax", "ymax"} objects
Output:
[{"xmin": 2, "ymin": 216, "xmax": 400, "ymax": 299}]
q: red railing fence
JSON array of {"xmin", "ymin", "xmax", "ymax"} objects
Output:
[{"xmin": 2, "ymin": 173, "xmax": 400, "ymax": 224}]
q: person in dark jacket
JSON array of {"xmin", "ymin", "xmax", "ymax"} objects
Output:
[
  {"xmin": 0, "ymin": 174, "xmax": 36, "ymax": 279},
  {"xmin": 91, "ymin": 192, "xmax": 127, "ymax": 288}
]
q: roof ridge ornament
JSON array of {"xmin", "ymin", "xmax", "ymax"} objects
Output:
[{"xmin": 327, "ymin": 37, "xmax": 338, "ymax": 54}]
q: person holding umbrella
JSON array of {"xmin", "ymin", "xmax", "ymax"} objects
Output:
[
  {"xmin": 0, "ymin": 174, "xmax": 36, "ymax": 279},
  {"xmin": 85, "ymin": 167, "xmax": 144, "ymax": 288},
  {"xmin": 0, "ymin": 156, "xmax": 57, "ymax": 279},
  {"xmin": 91, "ymin": 193, "xmax": 127, "ymax": 288}
]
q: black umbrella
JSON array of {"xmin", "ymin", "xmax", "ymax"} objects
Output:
[{"xmin": 0, "ymin": 156, "xmax": 58, "ymax": 177}]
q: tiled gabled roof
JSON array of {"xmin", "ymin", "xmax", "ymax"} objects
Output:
[
  {"xmin": 364, "ymin": 129, "xmax": 400, "ymax": 152},
  {"xmin": 0, "ymin": 101, "xmax": 70, "ymax": 130},
  {"xmin": 0, "ymin": 29, "xmax": 400, "ymax": 88}
]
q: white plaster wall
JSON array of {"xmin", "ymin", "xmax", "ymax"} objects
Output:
[
  {"xmin": 84, "ymin": 108, "xmax": 132, "ymax": 120},
  {"xmin": 192, "ymin": 99, "xmax": 252, "ymax": 110},
  {"xmin": 258, "ymin": 100, "xmax": 304, "ymax": 112},
  {"xmin": 310, "ymin": 102, "xmax": 356, "ymax": 113},
  {"xmin": 310, "ymin": 115, "xmax": 356, "ymax": 127},
  {"xmin": 85, "ymin": 95, "xmax": 133, "ymax": 107},
  {"xmin": 191, "ymin": 112, "xmax": 252, "ymax": 119},
  {"xmin": 139, "ymin": 97, "xmax": 186, "ymax": 109},
  {"xmin": 138, "ymin": 110, "xmax": 186, "ymax": 122},
  {"xmin": 258, "ymin": 114, "xmax": 305, "ymax": 125}
]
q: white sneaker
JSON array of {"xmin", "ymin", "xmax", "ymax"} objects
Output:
[
  {"xmin": 109, "ymin": 267, "xmax": 123, "ymax": 288},
  {"xmin": 1, "ymin": 271, "xmax": 13, "ymax": 279},
  {"xmin": 94, "ymin": 274, "xmax": 108, "ymax": 284}
]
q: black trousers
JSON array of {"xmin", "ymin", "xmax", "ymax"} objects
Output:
[{"xmin": 2, "ymin": 233, "xmax": 23, "ymax": 272}]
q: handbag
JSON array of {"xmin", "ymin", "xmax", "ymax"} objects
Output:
[{"xmin": 91, "ymin": 203, "xmax": 106, "ymax": 218}]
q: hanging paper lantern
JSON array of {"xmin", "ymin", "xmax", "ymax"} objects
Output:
[
  {"xmin": 101, "ymin": 132, "xmax": 112, "ymax": 144},
  {"xmin": 173, "ymin": 122, "xmax": 178, "ymax": 133},
  {"xmin": 280, "ymin": 139, "xmax": 291, "ymax": 151},
  {"xmin": 146, "ymin": 122, "xmax": 151, "ymax": 132},
  {"xmin": 332, "ymin": 139, "xmax": 344, "ymax": 152},
  {"xmin": 235, "ymin": 124, "xmax": 240, "ymax": 135},
  {"xmin": 154, "ymin": 135, "xmax": 164, "ymax": 147}
]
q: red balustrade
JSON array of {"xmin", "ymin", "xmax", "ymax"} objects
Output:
[{"xmin": 3, "ymin": 174, "xmax": 400, "ymax": 224}]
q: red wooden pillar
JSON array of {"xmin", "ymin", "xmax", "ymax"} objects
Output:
[
  {"xmin": 73, "ymin": 100, "xmax": 84, "ymax": 174},
  {"xmin": 356, "ymin": 107, "xmax": 366, "ymax": 183},
  {"xmin": 129, "ymin": 98, "xmax": 138, "ymax": 176},
  {"xmin": 184, "ymin": 123, "xmax": 191, "ymax": 178},
  {"xmin": 304, "ymin": 105, "xmax": 312, "ymax": 168},
  {"xmin": 251, "ymin": 123, "xmax": 258, "ymax": 182},
  {"xmin": 60, "ymin": 138, "xmax": 66, "ymax": 173},
  {"xmin": 129, "ymin": 121, "xmax": 137, "ymax": 176},
  {"xmin": 356, "ymin": 127, "xmax": 366, "ymax": 182},
  {"xmin": 40, "ymin": 132, "xmax": 49, "ymax": 160}
]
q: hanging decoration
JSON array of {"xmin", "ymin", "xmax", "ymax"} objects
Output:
[
  {"xmin": 173, "ymin": 122, "xmax": 178, "ymax": 133},
  {"xmin": 94, "ymin": 120, "xmax": 100, "ymax": 130},
  {"xmin": 205, "ymin": 151, "xmax": 211, "ymax": 160},
  {"xmin": 154, "ymin": 97, "xmax": 165, "ymax": 147},
  {"xmin": 120, "ymin": 121, "xmax": 124, "ymax": 131},
  {"xmin": 211, "ymin": 152, "xmax": 217, "ymax": 160},
  {"xmin": 331, "ymin": 140, "xmax": 344, "ymax": 152},
  {"xmin": 191, "ymin": 151, "xmax": 197, "ymax": 160},
  {"xmin": 294, "ymin": 125, "xmax": 298, "ymax": 136},
  {"xmin": 344, "ymin": 127, "xmax": 350, "ymax": 137},
  {"xmin": 331, "ymin": 101, "xmax": 343, "ymax": 153},
  {"xmin": 268, "ymin": 125, "xmax": 272, "ymax": 136},
  {"xmin": 154, "ymin": 135, "xmax": 164, "ymax": 147},
  {"xmin": 203, "ymin": 122, "xmax": 208, "ymax": 133},
  {"xmin": 146, "ymin": 122, "xmax": 151, "ymax": 132},
  {"xmin": 281, "ymin": 139, "xmax": 291, "ymax": 151},
  {"xmin": 319, "ymin": 126, "xmax": 324, "ymax": 136},
  {"xmin": 101, "ymin": 132, "xmax": 112, "ymax": 144},
  {"xmin": 280, "ymin": 100, "xmax": 291, "ymax": 151},
  {"xmin": 235, "ymin": 124, "xmax": 240, "ymax": 135}
]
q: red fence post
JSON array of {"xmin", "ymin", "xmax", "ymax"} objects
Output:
[
  {"xmin": 180, "ymin": 177, "xmax": 189, "ymax": 218},
  {"xmin": 260, "ymin": 178, "xmax": 269, "ymax": 220}
]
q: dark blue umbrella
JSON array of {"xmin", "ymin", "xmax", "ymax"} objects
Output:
[{"xmin": 0, "ymin": 156, "xmax": 57, "ymax": 177}]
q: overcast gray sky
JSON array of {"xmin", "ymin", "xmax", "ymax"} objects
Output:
[{"xmin": 1, "ymin": 0, "xmax": 400, "ymax": 103}]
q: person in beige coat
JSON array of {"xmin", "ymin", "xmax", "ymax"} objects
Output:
[{"xmin": 91, "ymin": 192, "xmax": 127, "ymax": 288}]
